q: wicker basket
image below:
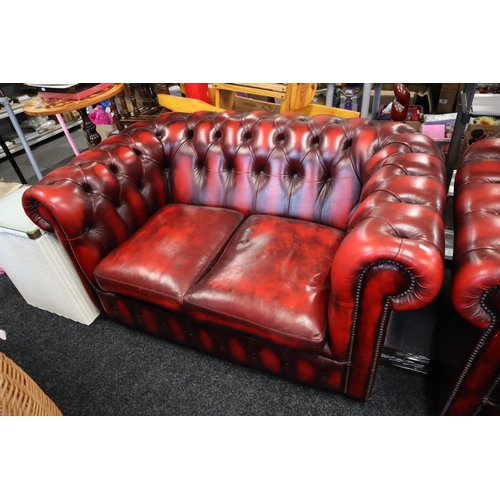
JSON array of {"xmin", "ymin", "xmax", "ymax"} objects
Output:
[{"xmin": 0, "ymin": 352, "xmax": 62, "ymax": 416}]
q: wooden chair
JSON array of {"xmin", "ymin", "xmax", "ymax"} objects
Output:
[
  {"xmin": 212, "ymin": 83, "xmax": 316, "ymax": 113},
  {"xmin": 158, "ymin": 83, "xmax": 360, "ymax": 119},
  {"xmin": 109, "ymin": 83, "xmax": 171, "ymax": 131}
]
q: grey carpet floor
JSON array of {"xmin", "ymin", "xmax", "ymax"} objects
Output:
[{"xmin": 0, "ymin": 272, "xmax": 438, "ymax": 415}]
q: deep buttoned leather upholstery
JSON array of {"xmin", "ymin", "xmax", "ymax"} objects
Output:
[
  {"xmin": 94, "ymin": 204, "xmax": 244, "ymax": 313},
  {"xmin": 441, "ymin": 134, "xmax": 500, "ymax": 415},
  {"xmin": 184, "ymin": 214, "xmax": 345, "ymax": 353},
  {"xmin": 22, "ymin": 110, "xmax": 447, "ymax": 401}
]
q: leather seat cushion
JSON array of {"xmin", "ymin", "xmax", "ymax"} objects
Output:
[
  {"xmin": 184, "ymin": 214, "xmax": 344, "ymax": 353},
  {"xmin": 94, "ymin": 204, "xmax": 244, "ymax": 313}
]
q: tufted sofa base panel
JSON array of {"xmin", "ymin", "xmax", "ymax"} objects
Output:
[{"xmin": 97, "ymin": 290, "xmax": 349, "ymax": 394}]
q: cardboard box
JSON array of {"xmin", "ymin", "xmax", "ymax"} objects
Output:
[
  {"xmin": 370, "ymin": 90, "xmax": 416, "ymax": 112},
  {"xmin": 377, "ymin": 104, "xmax": 423, "ymax": 122},
  {"xmin": 415, "ymin": 85, "xmax": 434, "ymax": 113},
  {"xmin": 375, "ymin": 120, "xmax": 421, "ymax": 132},
  {"xmin": 459, "ymin": 123, "xmax": 500, "ymax": 158},
  {"xmin": 61, "ymin": 111, "xmax": 80, "ymax": 123},
  {"xmin": 379, "ymin": 84, "xmax": 434, "ymax": 112},
  {"xmin": 380, "ymin": 84, "xmax": 423, "ymax": 93},
  {"xmin": 95, "ymin": 124, "xmax": 118, "ymax": 139},
  {"xmin": 437, "ymin": 83, "xmax": 460, "ymax": 113}
]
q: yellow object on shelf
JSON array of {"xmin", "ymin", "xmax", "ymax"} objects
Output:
[
  {"xmin": 158, "ymin": 94, "xmax": 224, "ymax": 114},
  {"xmin": 293, "ymin": 103, "xmax": 360, "ymax": 119},
  {"xmin": 158, "ymin": 83, "xmax": 360, "ymax": 119}
]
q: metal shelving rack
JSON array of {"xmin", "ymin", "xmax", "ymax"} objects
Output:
[
  {"xmin": 446, "ymin": 83, "xmax": 500, "ymax": 187},
  {"xmin": 0, "ymin": 98, "xmax": 82, "ymax": 160},
  {"xmin": 0, "ymin": 117, "xmax": 83, "ymax": 160},
  {"xmin": 0, "ymin": 90, "xmax": 42, "ymax": 181}
]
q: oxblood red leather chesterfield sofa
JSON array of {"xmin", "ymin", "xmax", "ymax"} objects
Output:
[
  {"xmin": 22, "ymin": 110, "xmax": 447, "ymax": 402},
  {"xmin": 441, "ymin": 133, "xmax": 500, "ymax": 415}
]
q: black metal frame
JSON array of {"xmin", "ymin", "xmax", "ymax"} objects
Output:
[
  {"xmin": 0, "ymin": 86, "xmax": 27, "ymax": 183},
  {"xmin": 445, "ymin": 83, "xmax": 478, "ymax": 188},
  {"xmin": 0, "ymin": 133, "xmax": 26, "ymax": 183}
]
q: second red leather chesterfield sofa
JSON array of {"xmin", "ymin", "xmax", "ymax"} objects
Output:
[
  {"xmin": 22, "ymin": 110, "xmax": 447, "ymax": 402},
  {"xmin": 440, "ymin": 133, "xmax": 500, "ymax": 415}
]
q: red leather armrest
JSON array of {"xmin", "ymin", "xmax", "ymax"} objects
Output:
[{"xmin": 452, "ymin": 137, "xmax": 500, "ymax": 328}]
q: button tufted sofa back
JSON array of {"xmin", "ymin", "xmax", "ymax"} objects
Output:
[
  {"xmin": 23, "ymin": 110, "xmax": 444, "ymax": 295},
  {"xmin": 452, "ymin": 133, "xmax": 500, "ymax": 328},
  {"xmin": 159, "ymin": 110, "xmax": 364, "ymax": 230},
  {"xmin": 441, "ymin": 132, "xmax": 500, "ymax": 415},
  {"xmin": 155, "ymin": 111, "xmax": 442, "ymax": 231}
]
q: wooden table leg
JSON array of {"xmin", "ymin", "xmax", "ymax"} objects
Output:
[
  {"xmin": 109, "ymin": 97, "xmax": 124, "ymax": 131},
  {"xmin": 77, "ymin": 106, "xmax": 101, "ymax": 149}
]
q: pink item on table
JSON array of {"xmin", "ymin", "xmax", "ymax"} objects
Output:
[{"xmin": 89, "ymin": 105, "xmax": 114, "ymax": 125}]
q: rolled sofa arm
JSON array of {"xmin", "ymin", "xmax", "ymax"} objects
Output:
[
  {"xmin": 442, "ymin": 134, "xmax": 500, "ymax": 415},
  {"xmin": 452, "ymin": 136, "xmax": 500, "ymax": 329},
  {"xmin": 21, "ymin": 122, "xmax": 169, "ymax": 299},
  {"xmin": 328, "ymin": 145, "xmax": 447, "ymax": 400}
]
